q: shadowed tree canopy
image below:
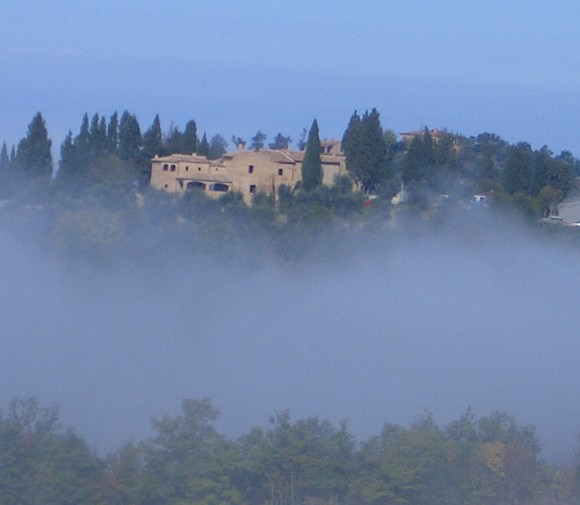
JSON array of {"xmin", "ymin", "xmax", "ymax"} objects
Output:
[
  {"xmin": 182, "ymin": 120, "xmax": 198, "ymax": 154},
  {"xmin": 142, "ymin": 114, "xmax": 163, "ymax": 159},
  {"xmin": 209, "ymin": 134, "xmax": 228, "ymax": 160},
  {"xmin": 198, "ymin": 132, "xmax": 210, "ymax": 157},
  {"xmin": 250, "ymin": 131, "xmax": 267, "ymax": 151},
  {"xmin": 15, "ymin": 112, "xmax": 53, "ymax": 178},
  {"xmin": 269, "ymin": 133, "xmax": 292, "ymax": 150},
  {"xmin": 118, "ymin": 111, "xmax": 142, "ymax": 162},
  {"xmin": 342, "ymin": 109, "xmax": 391, "ymax": 193},
  {"xmin": 0, "ymin": 142, "xmax": 10, "ymax": 173}
]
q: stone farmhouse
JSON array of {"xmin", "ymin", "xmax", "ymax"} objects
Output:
[{"xmin": 150, "ymin": 140, "xmax": 347, "ymax": 204}]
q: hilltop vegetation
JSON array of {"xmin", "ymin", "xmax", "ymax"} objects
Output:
[{"xmin": 0, "ymin": 109, "xmax": 579, "ymax": 265}]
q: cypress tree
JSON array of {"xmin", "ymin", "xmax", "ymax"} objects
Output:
[
  {"xmin": 182, "ymin": 120, "xmax": 197, "ymax": 154},
  {"xmin": 107, "ymin": 112, "xmax": 119, "ymax": 154},
  {"xmin": 0, "ymin": 142, "xmax": 9, "ymax": 172},
  {"xmin": 56, "ymin": 131, "xmax": 79, "ymax": 188},
  {"xmin": 198, "ymin": 133, "xmax": 210, "ymax": 157},
  {"xmin": 89, "ymin": 113, "xmax": 107, "ymax": 158},
  {"xmin": 301, "ymin": 119, "xmax": 322, "ymax": 191},
  {"xmin": 142, "ymin": 114, "xmax": 163, "ymax": 158},
  {"xmin": 403, "ymin": 135, "xmax": 426, "ymax": 184},
  {"xmin": 0, "ymin": 142, "xmax": 10, "ymax": 192},
  {"xmin": 342, "ymin": 109, "xmax": 390, "ymax": 193},
  {"xmin": 360, "ymin": 108, "xmax": 390, "ymax": 192},
  {"xmin": 164, "ymin": 125, "xmax": 183, "ymax": 154},
  {"xmin": 15, "ymin": 112, "xmax": 53, "ymax": 178},
  {"xmin": 76, "ymin": 114, "xmax": 90, "ymax": 152},
  {"xmin": 118, "ymin": 111, "xmax": 142, "ymax": 162}
]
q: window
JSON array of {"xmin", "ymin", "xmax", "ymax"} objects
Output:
[
  {"xmin": 198, "ymin": 166, "xmax": 201, "ymax": 171},
  {"xmin": 249, "ymin": 184, "xmax": 256, "ymax": 193},
  {"xmin": 278, "ymin": 168, "xmax": 283, "ymax": 176},
  {"xmin": 248, "ymin": 165, "xmax": 254, "ymax": 174},
  {"xmin": 185, "ymin": 166, "xmax": 189, "ymax": 171},
  {"xmin": 170, "ymin": 164, "xmax": 176, "ymax": 172},
  {"xmin": 163, "ymin": 164, "xmax": 168, "ymax": 171},
  {"xmin": 212, "ymin": 183, "xmax": 229, "ymax": 192}
]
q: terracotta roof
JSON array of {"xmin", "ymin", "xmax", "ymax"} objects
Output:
[
  {"xmin": 259, "ymin": 149, "xmax": 296, "ymax": 164},
  {"xmin": 288, "ymin": 151, "xmax": 343, "ymax": 164},
  {"xmin": 153, "ymin": 153, "xmax": 224, "ymax": 166},
  {"xmin": 222, "ymin": 149, "xmax": 296, "ymax": 164}
]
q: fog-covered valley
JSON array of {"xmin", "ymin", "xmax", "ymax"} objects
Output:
[{"xmin": 1, "ymin": 208, "xmax": 579, "ymax": 463}]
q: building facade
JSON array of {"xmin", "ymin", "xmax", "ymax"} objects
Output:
[{"xmin": 150, "ymin": 141, "xmax": 347, "ymax": 204}]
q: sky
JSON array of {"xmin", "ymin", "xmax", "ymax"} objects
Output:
[{"xmin": 2, "ymin": 1, "xmax": 580, "ymax": 155}]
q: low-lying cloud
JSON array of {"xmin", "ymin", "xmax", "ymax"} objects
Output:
[{"xmin": 1, "ymin": 211, "xmax": 579, "ymax": 461}]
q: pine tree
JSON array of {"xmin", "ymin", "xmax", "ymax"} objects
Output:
[
  {"xmin": 269, "ymin": 133, "xmax": 292, "ymax": 150},
  {"xmin": 301, "ymin": 119, "xmax": 322, "ymax": 191},
  {"xmin": 15, "ymin": 112, "xmax": 53, "ymax": 178},
  {"xmin": 250, "ymin": 131, "xmax": 267, "ymax": 151}
]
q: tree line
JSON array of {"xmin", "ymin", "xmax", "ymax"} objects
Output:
[
  {"xmin": 0, "ymin": 112, "xmax": 303, "ymax": 194},
  {"xmin": 0, "ymin": 109, "xmax": 580, "ymax": 216},
  {"xmin": 1, "ymin": 397, "xmax": 578, "ymax": 505},
  {"xmin": 340, "ymin": 110, "xmax": 577, "ymax": 217},
  {"xmin": 1, "ymin": 109, "xmax": 579, "ymax": 267}
]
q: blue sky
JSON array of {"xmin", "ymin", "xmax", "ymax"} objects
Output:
[{"xmin": 2, "ymin": 1, "xmax": 580, "ymax": 155}]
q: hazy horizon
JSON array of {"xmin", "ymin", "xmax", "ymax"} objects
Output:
[{"xmin": 3, "ymin": 1, "xmax": 580, "ymax": 156}]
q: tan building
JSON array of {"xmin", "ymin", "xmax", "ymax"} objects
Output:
[
  {"xmin": 399, "ymin": 128, "xmax": 449, "ymax": 144},
  {"xmin": 150, "ymin": 142, "xmax": 347, "ymax": 204},
  {"xmin": 149, "ymin": 154, "xmax": 231, "ymax": 195}
]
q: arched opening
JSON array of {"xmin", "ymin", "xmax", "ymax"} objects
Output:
[
  {"xmin": 187, "ymin": 181, "xmax": 206, "ymax": 191},
  {"xmin": 211, "ymin": 183, "xmax": 229, "ymax": 192}
]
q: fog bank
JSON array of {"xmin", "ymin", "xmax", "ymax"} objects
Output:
[{"xmin": 1, "ymin": 213, "xmax": 579, "ymax": 461}]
